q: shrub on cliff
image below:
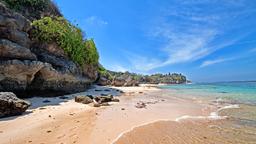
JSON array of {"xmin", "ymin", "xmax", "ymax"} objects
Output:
[{"xmin": 31, "ymin": 17, "xmax": 99, "ymax": 66}]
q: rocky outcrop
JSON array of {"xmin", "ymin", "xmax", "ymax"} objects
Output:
[
  {"xmin": 98, "ymin": 70, "xmax": 187, "ymax": 86},
  {"xmin": 0, "ymin": 3, "xmax": 98, "ymax": 97},
  {"xmin": 0, "ymin": 92, "xmax": 30, "ymax": 117},
  {"xmin": 98, "ymin": 74, "xmax": 139, "ymax": 87}
]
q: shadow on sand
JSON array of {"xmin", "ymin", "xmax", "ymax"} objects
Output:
[{"xmin": 0, "ymin": 85, "xmax": 123, "ymax": 121}]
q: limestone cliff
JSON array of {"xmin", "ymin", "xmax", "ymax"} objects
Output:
[{"xmin": 0, "ymin": 2, "xmax": 98, "ymax": 97}]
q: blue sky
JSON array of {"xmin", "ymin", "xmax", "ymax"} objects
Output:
[{"xmin": 54, "ymin": 0, "xmax": 256, "ymax": 82}]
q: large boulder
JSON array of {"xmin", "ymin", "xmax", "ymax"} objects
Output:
[
  {"xmin": 0, "ymin": 92, "xmax": 30, "ymax": 118},
  {"xmin": 94, "ymin": 95, "xmax": 114, "ymax": 104},
  {"xmin": 75, "ymin": 96, "xmax": 93, "ymax": 104}
]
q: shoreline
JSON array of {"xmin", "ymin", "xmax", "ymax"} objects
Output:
[{"xmin": 0, "ymin": 85, "xmax": 220, "ymax": 144}]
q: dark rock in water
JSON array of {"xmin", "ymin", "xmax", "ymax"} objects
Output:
[
  {"xmin": 104, "ymin": 89, "xmax": 111, "ymax": 92},
  {"xmin": 42, "ymin": 99, "xmax": 51, "ymax": 103},
  {"xmin": 95, "ymin": 89, "xmax": 102, "ymax": 92},
  {"xmin": 59, "ymin": 96, "xmax": 69, "ymax": 99},
  {"xmin": 100, "ymin": 93, "xmax": 108, "ymax": 96},
  {"xmin": 0, "ymin": 92, "xmax": 30, "ymax": 118},
  {"xmin": 74, "ymin": 96, "xmax": 93, "ymax": 104},
  {"xmin": 220, "ymin": 91, "xmax": 228, "ymax": 93}
]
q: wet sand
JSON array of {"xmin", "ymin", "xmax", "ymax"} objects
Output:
[
  {"xmin": 114, "ymin": 119, "xmax": 256, "ymax": 144},
  {"xmin": 88, "ymin": 88, "xmax": 208, "ymax": 144},
  {"xmin": 114, "ymin": 104, "xmax": 256, "ymax": 144}
]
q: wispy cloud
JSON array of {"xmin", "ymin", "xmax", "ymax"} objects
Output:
[
  {"xmin": 127, "ymin": 0, "xmax": 252, "ymax": 72},
  {"xmin": 250, "ymin": 48, "xmax": 256, "ymax": 53},
  {"xmin": 200, "ymin": 47, "xmax": 256, "ymax": 68},
  {"xmin": 84, "ymin": 16, "xmax": 108, "ymax": 26},
  {"xmin": 200, "ymin": 58, "xmax": 233, "ymax": 68}
]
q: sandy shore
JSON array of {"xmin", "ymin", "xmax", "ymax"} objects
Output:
[
  {"xmin": 0, "ymin": 85, "xmax": 213, "ymax": 144},
  {"xmin": 114, "ymin": 119, "xmax": 256, "ymax": 144}
]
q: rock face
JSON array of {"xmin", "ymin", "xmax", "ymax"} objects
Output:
[
  {"xmin": 0, "ymin": 92, "xmax": 30, "ymax": 117},
  {"xmin": 0, "ymin": 3, "xmax": 98, "ymax": 97}
]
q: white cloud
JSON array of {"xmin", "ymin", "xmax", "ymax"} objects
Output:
[
  {"xmin": 200, "ymin": 58, "xmax": 233, "ymax": 68},
  {"xmin": 84, "ymin": 16, "xmax": 108, "ymax": 26}
]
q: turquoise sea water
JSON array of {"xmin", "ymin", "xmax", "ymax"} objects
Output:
[
  {"xmin": 160, "ymin": 81, "xmax": 256, "ymax": 105},
  {"xmin": 161, "ymin": 81, "xmax": 256, "ymax": 141}
]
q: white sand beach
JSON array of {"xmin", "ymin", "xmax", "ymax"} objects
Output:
[{"xmin": 0, "ymin": 85, "xmax": 212, "ymax": 144}]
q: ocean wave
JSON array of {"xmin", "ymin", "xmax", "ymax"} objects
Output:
[{"xmin": 175, "ymin": 104, "xmax": 240, "ymax": 122}]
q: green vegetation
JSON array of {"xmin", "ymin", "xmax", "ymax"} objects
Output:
[
  {"xmin": 85, "ymin": 39, "xmax": 99, "ymax": 65},
  {"xmin": 31, "ymin": 17, "xmax": 99, "ymax": 66}
]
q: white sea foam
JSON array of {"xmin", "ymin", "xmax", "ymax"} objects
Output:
[
  {"xmin": 175, "ymin": 114, "xmax": 226, "ymax": 122},
  {"xmin": 112, "ymin": 104, "xmax": 240, "ymax": 143},
  {"xmin": 175, "ymin": 104, "xmax": 240, "ymax": 122},
  {"xmin": 217, "ymin": 104, "xmax": 239, "ymax": 112}
]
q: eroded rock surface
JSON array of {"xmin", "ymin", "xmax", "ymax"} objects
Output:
[{"xmin": 0, "ymin": 92, "xmax": 30, "ymax": 117}]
